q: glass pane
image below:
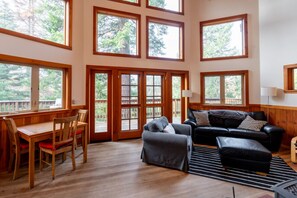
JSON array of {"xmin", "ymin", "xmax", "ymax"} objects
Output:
[
  {"xmin": 225, "ymin": 75, "xmax": 242, "ymax": 105},
  {"xmin": 293, "ymin": 69, "xmax": 297, "ymax": 90},
  {"xmin": 39, "ymin": 68, "xmax": 63, "ymax": 109},
  {"xmin": 172, "ymin": 76, "xmax": 181, "ymax": 124},
  {"xmin": 146, "ymin": 86, "xmax": 153, "ymax": 96},
  {"xmin": 146, "ymin": 75, "xmax": 153, "ymax": 85},
  {"xmin": 148, "ymin": 22, "xmax": 181, "ymax": 59},
  {"xmin": 121, "ymin": 75, "xmax": 130, "ymax": 85},
  {"xmin": 154, "ymin": 76, "xmax": 161, "ymax": 85},
  {"xmin": 130, "ymin": 74, "xmax": 138, "ymax": 85},
  {"xmin": 154, "ymin": 86, "xmax": 161, "ymax": 96},
  {"xmin": 0, "ymin": 0, "xmax": 66, "ymax": 45},
  {"xmin": 122, "ymin": 86, "xmax": 129, "ymax": 96},
  {"xmin": 148, "ymin": 0, "xmax": 182, "ymax": 13},
  {"xmin": 130, "ymin": 119, "xmax": 138, "ymax": 130},
  {"xmin": 203, "ymin": 20, "xmax": 244, "ymax": 59},
  {"xmin": 130, "ymin": 97, "xmax": 138, "ymax": 104},
  {"xmin": 154, "ymin": 97, "xmax": 162, "ymax": 104},
  {"xmin": 205, "ymin": 76, "xmax": 220, "ymax": 104},
  {"xmin": 131, "ymin": 108, "xmax": 138, "ymax": 119},
  {"xmin": 121, "ymin": 120, "xmax": 129, "ymax": 131},
  {"xmin": 95, "ymin": 73, "xmax": 108, "ymax": 133},
  {"xmin": 130, "ymin": 86, "xmax": 138, "ymax": 96},
  {"xmin": 146, "ymin": 118, "xmax": 153, "ymax": 123},
  {"xmin": 121, "ymin": 108, "xmax": 130, "ymax": 119},
  {"xmin": 97, "ymin": 13, "xmax": 137, "ymax": 55},
  {"xmin": 146, "ymin": 107, "xmax": 153, "ymax": 118},
  {"xmin": 154, "ymin": 107, "xmax": 162, "ymax": 117},
  {"xmin": 0, "ymin": 63, "xmax": 31, "ymax": 112},
  {"xmin": 121, "ymin": 97, "xmax": 129, "ymax": 104},
  {"xmin": 146, "ymin": 97, "xmax": 154, "ymax": 104},
  {"xmin": 122, "ymin": 0, "xmax": 138, "ymax": 3}
]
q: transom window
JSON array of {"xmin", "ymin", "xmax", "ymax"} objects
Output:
[
  {"xmin": 0, "ymin": 55, "xmax": 71, "ymax": 114},
  {"xmin": 0, "ymin": 0, "xmax": 72, "ymax": 49},
  {"xmin": 146, "ymin": 0, "xmax": 184, "ymax": 14},
  {"xmin": 201, "ymin": 70, "xmax": 249, "ymax": 106},
  {"xmin": 147, "ymin": 17, "xmax": 184, "ymax": 61},
  {"xmin": 200, "ymin": 14, "xmax": 248, "ymax": 61},
  {"xmin": 94, "ymin": 7, "xmax": 141, "ymax": 58}
]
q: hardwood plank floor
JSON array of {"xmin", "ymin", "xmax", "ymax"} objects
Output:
[{"xmin": 0, "ymin": 139, "xmax": 294, "ymax": 198}]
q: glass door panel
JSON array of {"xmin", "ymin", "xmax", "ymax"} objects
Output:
[{"xmin": 172, "ymin": 76, "xmax": 182, "ymax": 123}]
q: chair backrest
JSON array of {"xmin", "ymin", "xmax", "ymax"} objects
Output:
[
  {"xmin": 53, "ymin": 115, "xmax": 78, "ymax": 147},
  {"xmin": 3, "ymin": 117, "xmax": 19, "ymax": 148},
  {"xmin": 77, "ymin": 109, "xmax": 88, "ymax": 122}
]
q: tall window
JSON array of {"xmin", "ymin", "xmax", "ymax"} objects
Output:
[
  {"xmin": 0, "ymin": 0, "xmax": 72, "ymax": 49},
  {"xmin": 147, "ymin": 0, "xmax": 184, "ymax": 14},
  {"xmin": 201, "ymin": 70, "xmax": 249, "ymax": 106},
  {"xmin": 200, "ymin": 14, "xmax": 248, "ymax": 61},
  {"xmin": 147, "ymin": 17, "xmax": 184, "ymax": 61},
  {"xmin": 0, "ymin": 55, "xmax": 71, "ymax": 114},
  {"xmin": 284, "ymin": 64, "xmax": 297, "ymax": 93},
  {"xmin": 94, "ymin": 7, "xmax": 141, "ymax": 58},
  {"xmin": 110, "ymin": 0, "xmax": 140, "ymax": 6}
]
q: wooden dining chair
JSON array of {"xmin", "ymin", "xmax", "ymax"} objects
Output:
[
  {"xmin": 39, "ymin": 115, "xmax": 78, "ymax": 180},
  {"xmin": 75, "ymin": 109, "xmax": 88, "ymax": 150},
  {"xmin": 3, "ymin": 117, "xmax": 29, "ymax": 180}
]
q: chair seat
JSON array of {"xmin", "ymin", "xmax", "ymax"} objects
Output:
[
  {"xmin": 39, "ymin": 140, "xmax": 71, "ymax": 151},
  {"xmin": 75, "ymin": 129, "xmax": 83, "ymax": 135},
  {"xmin": 20, "ymin": 142, "xmax": 29, "ymax": 150}
]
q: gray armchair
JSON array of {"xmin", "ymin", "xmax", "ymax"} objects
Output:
[{"xmin": 141, "ymin": 117, "xmax": 192, "ymax": 172}]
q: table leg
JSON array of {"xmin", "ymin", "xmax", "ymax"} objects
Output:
[
  {"xmin": 83, "ymin": 125, "xmax": 88, "ymax": 163},
  {"xmin": 29, "ymin": 140, "xmax": 35, "ymax": 189}
]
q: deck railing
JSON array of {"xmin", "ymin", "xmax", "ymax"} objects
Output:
[
  {"xmin": 205, "ymin": 98, "xmax": 242, "ymax": 105},
  {"xmin": 0, "ymin": 100, "xmax": 57, "ymax": 113}
]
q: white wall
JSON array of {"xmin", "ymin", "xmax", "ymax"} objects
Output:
[
  {"xmin": 0, "ymin": 0, "xmax": 85, "ymax": 105},
  {"xmin": 259, "ymin": 0, "xmax": 297, "ymax": 106},
  {"xmin": 188, "ymin": 0, "xmax": 260, "ymax": 104}
]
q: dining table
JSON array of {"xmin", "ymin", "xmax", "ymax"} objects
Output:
[{"xmin": 17, "ymin": 121, "xmax": 88, "ymax": 189}]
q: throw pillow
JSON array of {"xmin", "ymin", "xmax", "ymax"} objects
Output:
[
  {"xmin": 193, "ymin": 111, "xmax": 210, "ymax": 126},
  {"xmin": 163, "ymin": 123, "xmax": 175, "ymax": 134},
  {"xmin": 238, "ymin": 115, "xmax": 267, "ymax": 131},
  {"xmin": 147, "ymin": 120, "xmax": 163, "ymax": 132}
]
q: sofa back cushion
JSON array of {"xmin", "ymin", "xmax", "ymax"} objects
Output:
[
  {"xmin": 209, "ymin": 110, "xmax": 247, "ymax": 128},
  {"xmin": 248, "ymin": 111, "xmax": 267, "ymax": 121}
]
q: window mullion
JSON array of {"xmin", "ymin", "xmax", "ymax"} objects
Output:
[
  {"xmin": 221, "ymin": 75, "xmax": 225, "ymax": 105},
  {"xmin": 31, "ymin": 66, "xmax": 39, "ymax": 111}
]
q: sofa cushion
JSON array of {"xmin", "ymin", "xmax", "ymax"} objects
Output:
[
  {"xmin": 228, "ymin": 128, "xmax": 269, "ymax": 140},
  {"xmin": 163, "ymin": 123, "xmax": 175, "ymax": 134},
  {"xmin": 195, "ymin": 126, "xmax": 229, "ymax": 136},
  {"xmin": 238, "ymin": 116, "xmax": 267, "ymax": 131},
  {"xmin": 193, "ymin": 111, "xmax": 210, "ymax": 126}
]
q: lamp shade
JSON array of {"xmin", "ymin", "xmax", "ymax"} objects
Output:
[
  {"xmin": 261, "ymin": 87, "xmax": 277, "ymax": 97},
  {"xmin": 182, "ymin": 90, "xmax": 192, "ymax": 97}
]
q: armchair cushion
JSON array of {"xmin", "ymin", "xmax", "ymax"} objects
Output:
[{"xmin": 163, "ymin": 123, "xmax": 175, "ymax": 134}]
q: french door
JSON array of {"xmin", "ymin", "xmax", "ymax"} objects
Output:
[{"xmin": 90, "ymin": 71, "xmax": 112, "ymax": 142}]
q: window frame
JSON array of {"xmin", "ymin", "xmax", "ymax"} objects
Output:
[
  {"xmin": 110, "ymin": 0, "xmax": 140, "ymax": 7},
  {"xmin": 146, "ymin": 16, "xmax": 184, "ymax": 61},
  {"xmin": 93, "ymin": 7, "xmax": 141, "ymax": 58},
  {"xmin": 0, "ymin": 0, "xmax": 73, "ymax": 50},
  {"xmin": 0, "ymin": 54, "xmax": 71, "ymax": 114},
  {"xmin": 200, "ymin": 70, "xmax": 249, "ymax": 106},
  {"xmin": 284, "ymin": 64, "xmax": 297, "ymax": 93},
  {"xmin": 146, "ymin": 0, "xmax": 184, "ymax": 15},
  {"xmin": 200, "ymin": 14, "xmax": 248, "ymax": 61}
]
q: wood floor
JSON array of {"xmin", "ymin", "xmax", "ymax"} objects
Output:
[{"xmin": 0, "ymin": 139, "xmax": 295, "ymax": 198}]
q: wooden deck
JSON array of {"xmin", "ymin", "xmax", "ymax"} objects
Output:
[{"xmin": 0, "ymin": 139, "xmax": 295, "ymax": 198}]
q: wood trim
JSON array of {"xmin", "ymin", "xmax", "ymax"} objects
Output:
[
  {"xmin": 146, "ymin": 16, "xmax": 185, "ymax": 61},
  {"xmin": 146, "ymin": 0, "xmax": 184, "ymax": 15},
  {"xmin": 109, "ymin": 0, "xmax": 141, "ymax": 7},
  {"xmin": 0, "ymin": 0, "xmax": 72, "ymax": 50},
  {"xmin": 200, "ymin": 14, "xmax": 248, "ymax": 61},
  {"xmin": 93, "ymin": 7, "xmax": 141, "ymax": 58}
]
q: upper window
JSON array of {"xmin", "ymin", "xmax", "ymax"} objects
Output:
[
  {"xmin": 0, "ymin": 0, "xmax": 72, "ymax": 49},
  {"xmin": 110, "ymin": 0, "xmax": 140, "ymax": 6},
  {"xmin": 201, "ymin": 70, "xmax": 249, "ymax": 106},
  {"xmin": 200, "ymin": 14, "xmax": 248, "ymax": 61},
  {"xmin": 284, "ymin": 64, "xmax": 297, "ymax": 93},
  {"xmin": 147, "ymin": 17, "xmax": 184, "ymax": 61},
  {"xmin": 147, "ymin": 0, "xmax": 184, "ymax": 15},
  {"xmin": 94, "ymin": 7, "xmax": 141, "ymax": 58},
  {"xmin": 0, "ymin": 55, "xmax": 71, "ymax": 114}
]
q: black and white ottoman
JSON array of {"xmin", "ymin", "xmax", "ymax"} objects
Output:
[{"xmin": 216, "ymin": 136, "xmax": 272, "ymax": 173}]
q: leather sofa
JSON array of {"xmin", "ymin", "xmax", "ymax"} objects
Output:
[
  {"xmin": 184, "ymin": 109, "xmax": 284, "ymax": 152},
  {"xmin": 141, "ymin": 116, "xmax": 192, "ymax": 172}
]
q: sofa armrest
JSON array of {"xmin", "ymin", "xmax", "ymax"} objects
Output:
[
  {"xmin": 262, "ymin": 124, "xmax": 284, "ymax": 152},
  {"xmin": 172, "ymin": 123, "xmax": 192, "ymax": 136},
  {"xmin": 184, "ymin": 119, "xmax": 197, "ymax": 128}
]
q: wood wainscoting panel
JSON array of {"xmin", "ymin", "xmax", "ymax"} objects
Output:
[{"xmin": 0, "ymin": 108, "xmax": 85, "ymax": 171}]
